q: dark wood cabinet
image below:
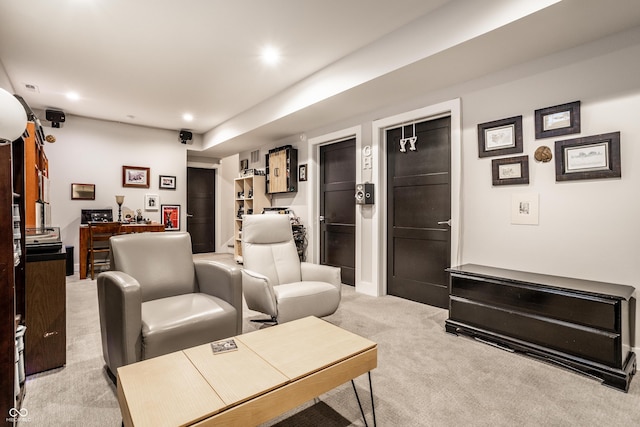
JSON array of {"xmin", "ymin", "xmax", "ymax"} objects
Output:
[
  {"xmin": 446, "ymin": 264, "xmax": 637, "ymax": 392},
  {"xmin": 25, "ymin": 252, "xmax": 66, "ymax": 375},
  {"xmin": 266, "ymin": 146, "xmax": 297, "ymax": 194}
]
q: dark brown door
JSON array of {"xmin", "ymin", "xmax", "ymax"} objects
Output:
[
  {"xmin": 387, "ymin": 117, "xmax": 451, "ymax": 308},
  {"xmin": 320, "ymin": 139, "xmax": 356, "ymax": 285},
  {"xmin": 187, "ymin": 167, "xmax": 215, "ymax": 253}
]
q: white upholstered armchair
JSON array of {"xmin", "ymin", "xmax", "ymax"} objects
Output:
[{"xmin": 241, "ymin": 214, "xmax": 341, "ymax": 324}]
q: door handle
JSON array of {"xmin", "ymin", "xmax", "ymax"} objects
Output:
[
  {"xmin": 437, "ymin": 219, "xmax": 452, "ymax": 227},
  {"xmin": 186, "ymin": 213, "xmax": 194, "ymax": 218}
]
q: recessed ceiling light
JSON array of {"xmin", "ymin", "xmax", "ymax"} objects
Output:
[
  {"xmin": 66, "ymin": 91, "xmax": 80, "ymax": 101},
  {"xmin": 183, "ymin": 113, "xmax": 194, "ymax": 122},
  {"xmin": 261, "ymin": 45, "xmax": 281, "ymax": 66}
]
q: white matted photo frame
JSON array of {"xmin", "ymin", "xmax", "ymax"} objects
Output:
[
  {"xmin": 535, "ymin": 101, "xmax": 580, "ymax": 139},
  {"xmin": 555, "ymin": 132, "xmax": 621, "ymax": 182},
  {"xmin": 511, "ymin": 193, "xmax": 539, "ymax": 225},
  {"xmin": 144, "ymin": 194, "xmax": 159, "ymax": 211},
  {"xmin": 161, "ymin": 204, "xmax": 180, "ymax": 231},
  {"xmin": 477, "ymin": 116, "xmax": 523, "ymax": 158},
  {"xmin": 491, "ymin": 155, "xmax": 529, "ymax": 186},
  {"xmin": 159, "ymin": 175, "xmax": 176, "ymax": 190}
]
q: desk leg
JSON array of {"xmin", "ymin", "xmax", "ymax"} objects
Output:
[{"xmin": 351, "ymin": 371, "xmax": 376, "ymax": 427}]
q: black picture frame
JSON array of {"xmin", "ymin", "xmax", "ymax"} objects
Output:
[
  {"xmin": 535, "ymin": 101, "xmax": 580, "ymax": 139},
  {"xmin": 299, "ymin": 164, "xmax": 307, "ymax": 182},
  {"xmin": 477, "ymin": 116, "xmax": 523, "ymax": 158},
  {"xmin": 161, "ymin": 204, "xmax": 180, "ymax": 231},
  {"xmin": 555, "ymin": 132, "xmax": 621, "ymax": 182},
  {"xmin": 491, "ymin": 155, "xmax": 529, "ymax": 186},
  {"xmin": 159, "ymin": 175, "xmax": 176, "ymax": 190}
]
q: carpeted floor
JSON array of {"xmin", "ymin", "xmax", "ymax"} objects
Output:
[{"xmin": 18, "ymin": 253, "xmax": 640, "ymax": 426}]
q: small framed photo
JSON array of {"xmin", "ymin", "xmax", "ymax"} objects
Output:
[
  {"xmin": 240, "ymin": 159, "xmax": 249, "ymax": 171},
  {"xmin": 535, "ymin": 101, "xmax": 580, "ymax": 139},
  {"xmin": 71, "ymin": 183, "xmax": 95, "ymax": 200},
  {"xmin": 555, "ymin": 132, "xmax": 621, "ymax": 182},
  {"xmin": 299, "ymin": 164, "xmax": 307, "ymax": 182},
  {"xmin": 477, "ymin": 116, "xmax": 523, "ymax": 158},
  {"xmin": 491, "ymin": 155, "xmax": 529, "ymax": 186},
  {"xmin": 511, "ymin": 193, "xmax": 539, "ymax": 225},
  {"xmin": 161, "ymin": 204, "xmax": 180, "ymax": 231},
  {"xmin": 122, "ymin": 166, "xmax": 150, "ymax": 188},
  {"xmin": 159, "ymin": 175, "xmax": 176, "ymax": 190},
  {"xmin": 145, "ymin": 194, "xmax": 159, "ymax": 211}
]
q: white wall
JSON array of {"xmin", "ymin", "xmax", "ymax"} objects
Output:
[
  {"xmin": 43, "ymin": 114, "xmax": 188, "ymax": 267},
  {"xmin": 218, "ymin": 26, "xmax": 640, "ymax": 346}
]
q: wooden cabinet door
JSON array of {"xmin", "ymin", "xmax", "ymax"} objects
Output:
[{"xmin": 268, "ymin": 150, "xmax": 287, "ymax": 193}]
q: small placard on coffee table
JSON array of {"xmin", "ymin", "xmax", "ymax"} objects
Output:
[{"xmin": 211, "ymin": 338, "xmax": 238, "ymax": 354}]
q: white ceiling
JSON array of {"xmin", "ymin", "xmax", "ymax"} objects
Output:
[{"xmin": 2, "ymin": 0, "xmax": 640, "ymax": 158}]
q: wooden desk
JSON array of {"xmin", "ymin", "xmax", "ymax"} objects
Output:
[
  {"xmin": 78, "ymin": 223, "xmax": 165, "ymax": 279},
  {"xmin": 117, "ymin": 316, "xmax": 377, "ymax": 427}
]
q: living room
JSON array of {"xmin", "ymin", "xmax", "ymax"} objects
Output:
[{"xmin": 1, "ymin": 1, "xmax": 640, "ymax": 425}]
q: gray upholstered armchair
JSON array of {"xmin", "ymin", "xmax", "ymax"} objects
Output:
[
  {"xmin": 97, "ymin": 232, "xmax": 242, "ymax": 377},
  {"xmin": 241, "ymin": 214, "xmax": 341, "ymax": 324}
]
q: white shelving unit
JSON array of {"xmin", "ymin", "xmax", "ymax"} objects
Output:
[{"xmin": 234, "ymin": 175, "xmax": 270, "ymax": 263}]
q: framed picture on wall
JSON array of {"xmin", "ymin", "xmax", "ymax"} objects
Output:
[
  {"xmin": 145, "ymin": 194, "xmax": 159, "ymax": 211},
  {"xmin": 122, "ymin": 165, "xmax": 150, "ymax": 188},
  {"xmin": 70, "ymin": 183, "xmax": 95, "ymax": 200},
  {"xmin": 555, "ymin": 132, "xmax": 621, "ymax": 182},
  {"xmin": 535, "ymin": 101, "xmax": 580, "ymax": 139},
  {"xmin": 159, "ymin": 175, "xmax": 176, "ymax": 190},
  {"xmin": 161, "ymin": 204, "xmax": 180, "ymax": 231},
  {"xmin": 477, "ymin": 116, "xmax": 523, "ymax": 158},
  {"xmin": 491, "ymin": 155, "xmax": 529, "ymax": 186}
]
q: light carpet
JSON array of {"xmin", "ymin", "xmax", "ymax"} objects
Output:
[{"xmin": 18, "ymin": 254, "xmax": 640, "ymax": 426}]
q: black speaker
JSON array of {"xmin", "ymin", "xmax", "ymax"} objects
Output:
[
  {"xmin": 45, "ymin": 109, "xmax": 65, "ymax": 128},
  {"xmin": 179, "ymin": 130, "xmax": 193, "ymax": 144},
  {"xmin": 355, "ymin": 183, "xmax": 374, "ymax": 205}
]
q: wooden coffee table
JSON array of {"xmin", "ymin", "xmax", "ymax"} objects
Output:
[{"xmin": 117, "ymin": 316, "xmax": 377, "ymax": 426}]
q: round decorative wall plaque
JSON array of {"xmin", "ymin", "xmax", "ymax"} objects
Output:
[{"xmin": 534, "ymin": 146, "xmax": 552, "ymax": 162}]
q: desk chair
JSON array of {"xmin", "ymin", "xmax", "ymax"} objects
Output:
[{"xmin": 87, "ymin": 221, "xmax": 122, "ymax": 279}]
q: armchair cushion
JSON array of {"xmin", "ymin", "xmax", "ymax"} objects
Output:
[
  {"xmin": 274, "ymin": 281, "xmax": 341, "ymax": 323},
  {"xmin": 141, "ymin": 293, "xmax": 237, "ymax": 359}
]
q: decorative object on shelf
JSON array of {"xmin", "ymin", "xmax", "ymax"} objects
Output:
[
  {"xmin": 135, "ymin": 209, "xmax": 144, "ymax": 223},
  {"xmin": 535, "ymin": 100, "xmax": 580, "ymax": 139},
  {"xmin": 144, "ymin": 194, "xmax": 159, "ymax": 211},
  {"xmin": 122, "ymin": 165, "xmax": 150, "ymax": 188},
  {"xmin": 240, "ymin": 158, "xmax": 249, "ymax": 171},
  {"xmin": 491, "ymin": 155, "xmax": 529, "ymax": 186},
  {"xmin": 115, "ymin": 195, "xmax": 125, "ymax": 222},
  {"xmin": 298, "ymin": 164, "xmax": 307, "ymax": 182},
  {"xmin": 555, "ymin": 132, "xmax": 621, "ymax": 182},
  {"xmin": 477, "ymin": 115, "xmax": 523, "ymax": 158},
  {"xmin": 45, "ymin": 135, "xmax": 56, "ymax": 143},
  {"xmin": 0, "ymin": 88, "xmax": 27, "ymax": 142},
  {"xmin": 534, "ymin": 145, "xmax": 553, "ymax": 162},
  {"xmin": 71, "ymin": 183, "xmax": 95, "ymax": 200},
  {"xmin": 159, "ymin": 175, "xmax": 176, "ymax": 190},
  {"xmin": 161, "ymin": 204, "xmax": 180, "ymax": 231}
]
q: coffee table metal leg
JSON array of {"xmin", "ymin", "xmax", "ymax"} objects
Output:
[{"xmin": 351, "ymin": 371, "xmax": 376, "ymax": 427}]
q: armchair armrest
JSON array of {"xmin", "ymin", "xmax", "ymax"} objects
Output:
[
  {"xmin": 194, "ymin": 260, "xmax": 243, "ymax": 334},
  {"xmin": 96, "ymin": 271, "xmax": 142, "ymax": 374},
  {"xmin": 300, "ymin": 262, "xmax": 342, "ymax": 288},
  {"xmin": 241, "ymin": 269, "xmax": 278, "ymax": 318}
]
